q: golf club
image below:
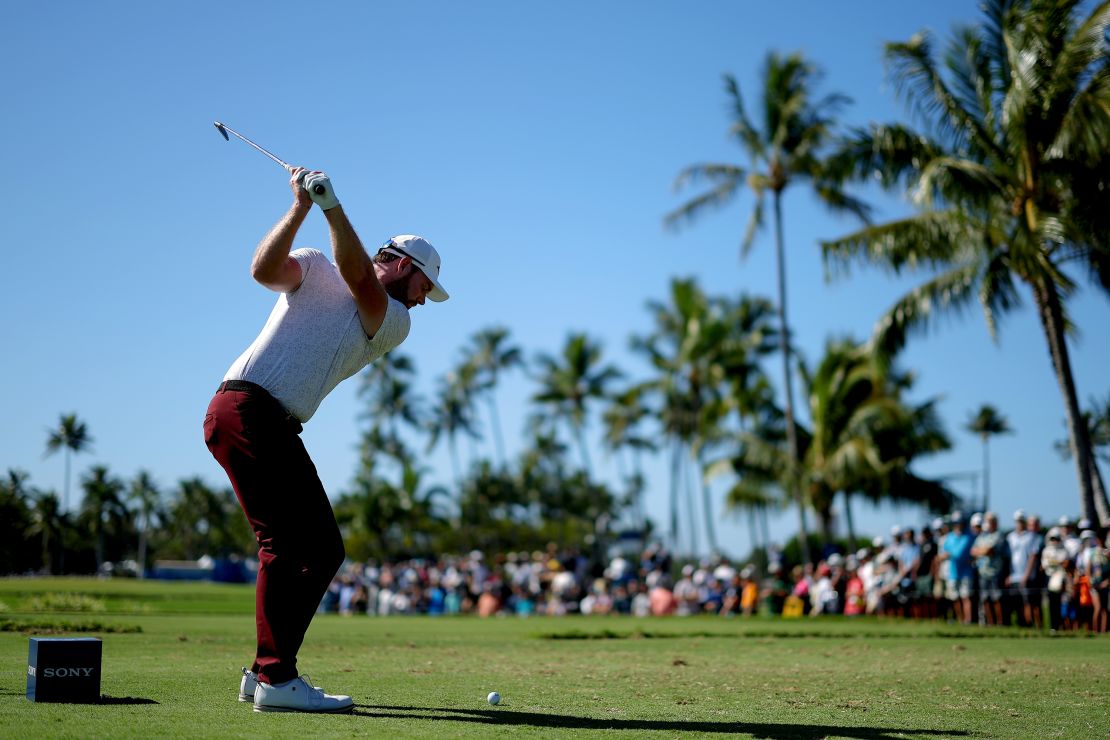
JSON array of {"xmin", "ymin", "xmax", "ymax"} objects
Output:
[{"xmin": 213, "ymin": 121, "xmax": 325, "ymax": 194}]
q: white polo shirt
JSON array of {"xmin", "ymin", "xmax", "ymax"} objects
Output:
[{"xmin": 224, "ymin": 248, "xmax": 410, "ymax": 422}]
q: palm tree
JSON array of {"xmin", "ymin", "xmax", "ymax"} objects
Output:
[
  {"xmin": 128, "ymin": 470, "xmax": 162, "ymax": 577},
  {"xmin": 1054, "ymin": 391, "xmax": 1110, "ymax": 476},
  {"xmin": 359, "ymin": 352, "xmax": 424, "ymax": 468},
  {"xmin": 965, "ymin": 405, "xmax": 1013, "ymax": 512},
  {"xmin": 44, "ymin": 413, "xmax": 93, "ymax": 515},
  {"xmin": 1081, "ymin": 393, "xmax": 1110, "ymax": 465},
  {"xmin": 532, "ymin": 333, "xmax": 622, "ymax": 477},
  {"xmin": 30, "ymin": 491, "xmax": 64, "ymax": 575},
  {"xmin": 0, "ymin": 469, "xmax": 35, "ymax": 574},
  {"xmin": 166, "ymin": 477, "xmax": 232, "ymax": 560},
  {"xmin": 466, "ymin": 327, "xmax": 523, "ymax": 467},
  {"xmin": 822, "ymin": 0, "xmax": 1110, "ymax": 525},
  {"xmin": 719, "ymin": 339, "xmax": 954, "ymax": 547},
  {"xmin": 632, "ymin": 279, "xmax": 711, "ymax": 553},
  {"xmin": 666, "ymin": 53, "xmax": 870, "ymax": 562},
  {"xmin": 601, "ymin": 384, "xmax": 657, "ymax": 529},
  {"xmin": 79, "ymin": 465, "xmax": 128, "ymax": 572},
  {"xmin": 426, "ymin": 374, "xmax": 481, "ymax": 486}
]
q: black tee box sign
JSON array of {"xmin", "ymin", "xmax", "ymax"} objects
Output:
[{"xmin": 26, "ymin": 637, "xmax": 102, "ymax": 703}]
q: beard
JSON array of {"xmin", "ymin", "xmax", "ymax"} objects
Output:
[{"xmin": 383, "ymin": 267, "xmax": 422, "ymax": 308}]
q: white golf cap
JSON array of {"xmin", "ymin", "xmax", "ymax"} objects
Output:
[
  {"xmin": 970, "ymin": 513, "xmax": 983, "ymax": 526},
  {"xmin": 382, "ymin": 235, "xmax": 449, "ymax": 302},
  {"xmin": 1080, "ymin": 529, "xmax": 1096, "ymax": 540},
  {"xmin": 1013, "ymin": 509, "xmax": 1027, "ymax": 521}
]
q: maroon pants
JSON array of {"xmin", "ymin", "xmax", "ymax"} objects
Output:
[{"xmin": 204, "ymin": 381, "xmax": 344, "ymax": 685}]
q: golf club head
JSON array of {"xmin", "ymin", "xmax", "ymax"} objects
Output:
[{"xmin": 213, "ymin": 120, "xmax": 324, "ymax": 195}]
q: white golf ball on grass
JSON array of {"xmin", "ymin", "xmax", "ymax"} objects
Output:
[{"xmin": 487, "ymin": 691, "xmax": 501, "ymax": 705}]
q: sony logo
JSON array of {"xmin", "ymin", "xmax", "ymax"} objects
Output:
[{"xmin": 41, "ymin": 667, "xmax": 95, "ymax": 678}]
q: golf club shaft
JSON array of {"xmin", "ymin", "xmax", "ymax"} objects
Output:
[
  {"xmin": 214, "ymin": 121, "xmax": 326, "ymax": 195},
  {"xmin": 215, "ymin": 122, "xmax": 292, "ymax": 171}
]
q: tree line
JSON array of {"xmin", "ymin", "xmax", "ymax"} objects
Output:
[{"xmin": 3, "ymin": 0, "xmax": 1110, "ymax": 575}]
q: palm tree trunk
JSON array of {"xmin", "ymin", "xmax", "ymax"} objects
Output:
[
  {"xmin": 1032, "ymin": 280, "xmax": 1110, "ymax": 526},
  {"xmin": 758, "ymin": 505, "xmax": 772, "ymax": 563},
  {"xmin": 683, "ymin": 451, "xmax": 700, "ymax": 555},
  {"xmin": 696, "ymin": 449, "xmax": 719, "ymax": 553},
  {"xmin": 60, "ymin": 451, "xmax": 70, "ymax": 574},
  {"xmin": 487, "ymin": 394, "xmax": 506, "ymax": 467},
  {"xmin": 669, "ymin": 438, "xmax": 681, "ymax": 551},
  {"xmin": 773, "ymin": 190, "xmax": 812, "ymax": 563},
  {"xmin": 573, "ymin": 423, "xmax": 593, "ymax": 478},
  {"xmin": 982, "ymin": 437, "xmax": 991, "ymax": 513},
  {"xmin": 633, "ymin": 449, "xmax": 647, "ymax": 530},
  {"xmin": 843, "ymin": 492, "xmax": 856, "ymax": 550},
  {"xmin": 817, "ymin": 503, "xmax": 835, "ymax": 546},
  {"xmin": 447, "ymin": 433, "xmax": 463, "ymax": 486},
  {"xmin": 63, "ymin": 450, "xmax": 71, "ymax": 514},
  {"xmin": 748, "ymin": 510, "xmax": 760, "ymax": 559}
]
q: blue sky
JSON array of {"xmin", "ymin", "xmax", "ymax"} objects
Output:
[{"xmin": 3, "ymin": 1, "xmax": 1107, "ymax": 556}]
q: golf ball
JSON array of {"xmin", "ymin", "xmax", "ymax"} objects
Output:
[{"xmin": 487, "ymin": 691, "xmax": 501, "ymax": 705}]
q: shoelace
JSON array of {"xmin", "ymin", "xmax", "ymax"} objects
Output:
[{"xmin": 298, "ymin": 675, "xmax": 324, "ymax": 699}]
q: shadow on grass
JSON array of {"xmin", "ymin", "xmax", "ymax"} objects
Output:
[
  {"xmin": 354, "ymin": 704, "xmax": 967, "ymax": 738},
  {"xmin": 0, "ymin": 692, "xmax": 158, "ymax": 705},
  {"xmin": 98, "ymin": 695, "xmax": 159, "ymax": 705}
]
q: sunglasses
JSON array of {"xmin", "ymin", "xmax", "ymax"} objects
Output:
[{"xmin": 381, "ymin": 241, "xmax": 426, "ymax": 267}]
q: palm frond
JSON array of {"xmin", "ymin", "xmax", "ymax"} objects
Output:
[
  {"xmin": 870, "ymin": 262, "xmax": 982, "ymax": 356},
  {"xmin": 724, "ymin": 74, "xmax": 765, "ymax": 158},
  {"xmin": 828, "ymin": 123, "xmax": 944, "ymax": 189},
  {"xmin": 821, "ymin": 210, "xmax": 972, "ymax": 278},
  {"xmin": 664, "ymin": 165, "xmax": 745, "ymax": 229},
  {"xmin": 886, "ymin": 32, "xmax": 1006, "ymax": 162}
]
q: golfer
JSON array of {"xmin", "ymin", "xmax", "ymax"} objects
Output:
[{"xmin": 204, "ymin": 167, "xmax": 448, "ymax": 713}]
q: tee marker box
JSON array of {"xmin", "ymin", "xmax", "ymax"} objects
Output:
[{"xmin": 26, "ymin": 637, "xmax": 102, "ymax": 703}]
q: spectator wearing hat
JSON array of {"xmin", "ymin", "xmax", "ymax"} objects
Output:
[
  {"xmin": 931, "ymin": 518, "xmax": 950, "ymax": 619},
  {"xmin": 914, "ymin": 527, "xmax": 939, "ymax": 619},
  {"xmin": 895, "ymin": 529, "xmax": 921, "ymax": 616},
  {"xmin": 1076, "ymin": 529, "xmax": 1106, "ymax": 632},
  {"xmin": 1006, "ymin": 510, "xmax": 1036, "ymax": 627},
  {"xmin": 939, "ymin": 514, "xmax": 975, "ymax": 624},
  {"xmin": 673, "ymin": 565, "xmax": 699, "ymax": 616},
  {"xmin": 972, "ymin": 512, "xmax": 1006, "ymax": 626},
  {"xmin": 1041, "ymin": 528, "xmax": 1070, "ymax": 632},
  {"xmin": 761, "ymin": 563, "xmax": 789, "ymax": 616},
  {"xmin": 1026, "ymin": 515, "xmax": 1045, "ymax": 628},
  {"xmin": 1059, "ymin": 517, "xmax": 1082, "ymax": 561}
]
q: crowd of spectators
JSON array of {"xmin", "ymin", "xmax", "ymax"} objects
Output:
[{"xmin": 321, "ymin": 511, "xmax": 1108, "ymax": 632}]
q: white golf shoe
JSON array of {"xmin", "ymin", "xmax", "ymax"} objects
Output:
[
  {"xmin": 253, "ymin": 675, "xmax": 354, "ymax": 714},
  {"xmin": 239, "ymin": 667, "xmax": 259, "ymax": 702},
  {"xmin": 241, "ymin": 667, "xmax": 323, "ymax": 703}
]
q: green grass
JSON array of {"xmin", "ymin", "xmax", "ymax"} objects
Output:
[{"xmin": 0, "ymin": 578, "xmax": 1107, "ymax": 738}]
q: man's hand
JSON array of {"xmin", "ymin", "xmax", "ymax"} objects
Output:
[
  {"xmin": 303, "ymin": 171, "xmax": 341, "ymax": 211},
  {"xmin": 289, "ymin": 166, "xmax": 313, "ymax": 210}
]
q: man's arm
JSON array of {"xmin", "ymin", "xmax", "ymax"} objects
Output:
[
  {"xmin": 323, "ymin": 205, "xmax": 389, "ymax": 337},
  {"xmin": 300, "ymin": 170, "xmax": 390, "ymax": 337},
  {"xmin": 249, "ymin": 168, "xmax": 310, "ymax": 292}
]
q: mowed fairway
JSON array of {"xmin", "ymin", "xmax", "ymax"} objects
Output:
[{"xmin": 0, "ymin": 579, "xmax": 1107, "ymax": 738}]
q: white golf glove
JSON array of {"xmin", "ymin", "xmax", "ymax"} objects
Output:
[{"xmin": 302, "ymin": 171, "xmax": 340, "ymax": 211}]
